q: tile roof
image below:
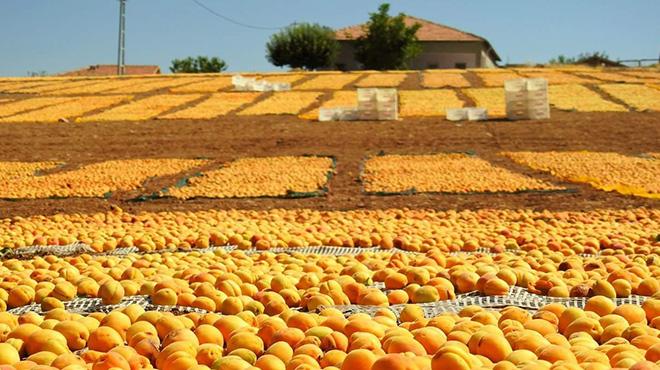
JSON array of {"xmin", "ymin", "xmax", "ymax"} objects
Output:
[
  {"xmin": 335, "ymin": 16, "xmax": 500, "ymax": 61},
  {"xmin": 59, "ymin": 65, "xmax": 161, "ymax": 76},
  {"xmin": 336, "ymin": 16, "xmax": 483, "ymax": 41}
]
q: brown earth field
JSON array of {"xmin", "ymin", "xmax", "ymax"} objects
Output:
[{"xmin": 0, "ymin": 109, "xmax": 658, "ymax": 218}]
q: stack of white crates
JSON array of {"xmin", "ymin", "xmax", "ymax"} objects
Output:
[
  {"xmin": 357, "ymin": 88, "xmax": 398, "ymax": 121},
  {"xmin": 318, "ymin": 107, "xmax": 359, "ymax": 122},
  {"xmin": 505, "ymin": 78, "xmax": 550, "ymax": 120},
  {"xmin": 232, "ymin": 75, "xmax": 256, "ymax": 91},
  {"xmin": 446, "ymin": 107, "xmax": 488, "ymax": 122},
  {"xmin": 232, "ymin": 75, "xmax": 291, "ymax": 92}
]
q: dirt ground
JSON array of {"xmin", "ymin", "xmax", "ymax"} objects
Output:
[{"xmin": 0, "ymin": 109, "xmax": 658, "ymax": 218}]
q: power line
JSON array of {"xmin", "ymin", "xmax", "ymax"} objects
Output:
[{"xmin": 190, "ymin": 0, "xmax": 286, "ymax": 31}]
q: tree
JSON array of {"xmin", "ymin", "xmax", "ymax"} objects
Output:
[
  {"xmin": 170, "ymin": 56, "xmax": 227, "ymax": 73},
  {"xmin": 354, "ymin": 3, "xmax": 422, "ymax": 70},
  {"xmin": 266, "ymin": 23, "xmax": 339, "ymax": 70}
]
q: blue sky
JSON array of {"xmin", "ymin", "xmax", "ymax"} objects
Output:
[{"xmin": 0, "ymin": 0, "xmax": 658, "ymax": 76}]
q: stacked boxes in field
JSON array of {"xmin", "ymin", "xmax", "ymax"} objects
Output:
[
  {"xmin": 505, "ymin": 78, "xmax": 550, "ymax": 120},
  {"xmin": 357, "ymin": 88, "xmax": 398, "ymax": 121},
  {"xmin": 318, "ymin": 88, "xmax": 399, "ymax": 121}
]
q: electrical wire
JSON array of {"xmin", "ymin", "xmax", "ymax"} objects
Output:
[{"xmin": 190, "ymin": 0, "xmax": 287, "ymax": 30}]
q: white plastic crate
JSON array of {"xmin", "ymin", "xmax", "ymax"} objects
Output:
[
  {"xmin": 446, "ymin": 108, "xmax": 468, "ymax": 121},
  {"xmin": 445, "ymin": 107, "xmax": 488, "ymax": 122},
  {"xmin": 528, "ymin": 106, "xmax": 550, "ymax": 120},
  {"xmin": 467, "ymin": 107, "xmax": 488, "ymax": 121},
  {"xmin": 505, "ymin": 90, "xmax": 527, "ymax": 102},
  {"xmin": 271, "ymin": 82, "xmax": 291, "ymax": 91},
  {"xmin": 506, "ymin": 99, "xmax": 528, "ymax": 110},
  {"xmin": 376, "ymin": 88, "xmax": 397, "ymax": 102},
  {"xmin": 376, "ymin": 101, "xmax": 397, "ymax": 111},
  {"xmin": 526, "ymin": 78, "xmax": 548, "ymax": 91},
  {"xmin": 319, "ymin": 107, "xmax": 359, "ymax": 122},
  {"xmin": 251, "ymin": 80, "xmax": 273, "ymax": 92},
  {"xmin": 358, "ymin": 110, "xmax": 380, "ymax": 121},
  {"xmin": 357, "ymin": 101, "xmax": 377, "ymax": 110},
  {"xmin": 357, "ymin": 88, "xmax": 378, "ymax": 102},
  {"xmin": 527, "ymin": 98, "xmax": 550, "ymax": 110},
  {"xmin": 378, "ymin": 109, "xmax": 398, "ymax": 121},
  {"xmin": 508, "ymin": 105, "xmax": 549, "ymax": 120},
  {"xmin": 505, "ymin": 79, "xmax": 527, "ymax": 92},
  {"xmin": 232, "ymin": 75, "xmax": 257, "ymax": 91},
  {"xmin": 231, "ymin": 75, "xmax": 246, "ymax": 85}
]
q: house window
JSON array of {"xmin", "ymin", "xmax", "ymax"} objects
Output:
[
  {"xmin": 427, "ymin": 63, "xmax": 439, "ymax": 69},
  {"xmin": 455, "ymin": 62, "xmax": 467, "ymax": 69}
]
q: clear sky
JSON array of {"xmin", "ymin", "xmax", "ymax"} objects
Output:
[{"xmin": 0, "ymin": 0, "xmax": 658, "ymax": 76}]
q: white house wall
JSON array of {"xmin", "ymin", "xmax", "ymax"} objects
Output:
[
  {"xmin": 480, "ymin": 50, "xmax": 497, "ymax": 68},
  {"xmin": 334, "ymin": 41, "xmax": 497, "ymax": 70}
]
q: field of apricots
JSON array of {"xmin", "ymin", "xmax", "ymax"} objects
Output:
[
  {"xmin": 0, "ymin": 66, "xmax": 658, "ymax": 370},
  {"xmin": 0, "ymin": 67, "xmax": 659, "ymax": 123}
]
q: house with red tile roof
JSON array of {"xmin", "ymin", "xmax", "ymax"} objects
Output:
[
  {"xmin": 334, "ymin": 16, "xmax": 500, "ymax": 70},
  {"xmin": 58, "ymin": 64, "xmax": 161, "ymax": 76}
]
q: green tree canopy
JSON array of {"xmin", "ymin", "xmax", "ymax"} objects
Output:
[
  {"xmin": 266, "ymin": 23, "xmax": 339, "ymax": 70},
  {"xmin": 170, "ymin": 56, "xmax": 227, "ymax": 73},
  {"xmin": 354, "ymin": 3, "xmax": 422, "ymax": 70}
]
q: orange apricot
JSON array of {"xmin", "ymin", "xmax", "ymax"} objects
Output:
[
  {"xmin": 162, "ymin": 329, "xmax": 199, "ymax": 348},
  {"xmin": 254, "ymin": 354, "xmax": 285, "ymax": 370},
  {"xmin": 584, "ymin": 296, "xmax": 616, "ymax": 317},
  {"xmin": 384, "ymin": 273, "xmax": 408, "ymax": 290},
  {"xmin": 371, "ymin": 354, "xmax": 419, "ymax": 370},
  {"xmin": 399, "ymin": 305, "xmax": 425, "ymax": 323},
  {"xmin": 194, "ymin": 324, "xmax": 224, "ymax": 346},
  {"xmin": 196, "ymin": 344, "xmax": 223, "ymax": 367},
  {"xmin": 641, "ymin": 299, "xmax": 659, "ymax": 323},
  {"xmin": 53, "ymin": 321, "xmax": 89, "ymax": 351},
  {"xmin": 265, "ymin": 342, "xmax": 293, "ymax": 363},
  {"xmin": 227, "ymin": 332, "xmax": 264, "ymax": 355},
  {"xmin": 431, "ymin": 343, "xmax": 480, "ymax": 370},
  {"xmin": 87, "ymin": 327, "xmax": 123, "ymax": 353},
  {"xmin": 0, "ymin": 343, "xmax": 20, "ymax": 365},
  {"xmin": 25, "ymin": 330, "xmax": 69, "ymax": 356},
  {"xmin": 339, "ymin": 349, "xmax": 376, "ymax": 370},
  {"xmin": 538, "ymin": 344, "xmax": 577, "ymax": 363},
  {"xmin": 91, "ymin": 352, "xmax": 130, "ymax": 370},
  {"xmin": 98, "ymin": 281, "xmax": 124, "ymax": 305},
  {"xmin": 613, "ymin": 304, "xmax": 647, "ymax": 325},
  {"xmin": 383, "ymin": 336, "xmax": 426, "ymax": 356}
]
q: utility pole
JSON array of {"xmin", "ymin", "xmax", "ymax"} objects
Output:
[{"xmin": 117, "ymin": 0, "xmax": 127, "ymax": 75}]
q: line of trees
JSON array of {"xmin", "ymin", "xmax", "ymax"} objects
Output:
[
  {"xmin": 169, "ymin": 56, "xmax": 227, "ymax": 73},
  {"xmin": 548, "ymin": 51, "xmax": 610, "ymax": 65},
  {"xmin": 170, "ymin": 3, "xmax": 420, "ymax": 73},
  {"xmin": 266, "ymin": 3, "xmax": 420, "ymax": 70}
]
